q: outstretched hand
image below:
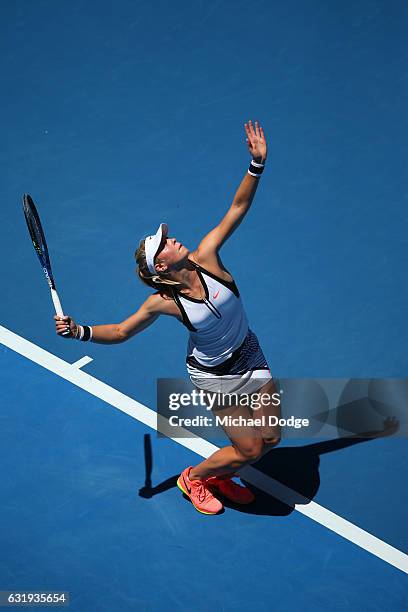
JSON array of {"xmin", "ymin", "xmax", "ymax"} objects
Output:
[{"xmin": 244, "ymin": 120, "xmax": 267, "ymax": 163}]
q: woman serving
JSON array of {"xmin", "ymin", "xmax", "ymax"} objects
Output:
[{"xmin": 55, "ymin": 120, "xmax": 281, "ymax": 515}]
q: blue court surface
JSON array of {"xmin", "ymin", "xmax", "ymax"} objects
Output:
[{"xmin": 1, "ymin": 1, "xmax": 408, "ymax": 610}]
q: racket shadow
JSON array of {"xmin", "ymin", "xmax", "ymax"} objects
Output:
[
  {"xmin": 138, "ymin": 476, "xmax": 178, "ymax": 498},
  {"xmin": 138, "ymin": 433, "xmax": 178, "ymax": 498}
]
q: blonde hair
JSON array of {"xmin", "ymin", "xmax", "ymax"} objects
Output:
[{"xmin": 135, "ymin": 238, "xmax": 182, "ymax": 296}]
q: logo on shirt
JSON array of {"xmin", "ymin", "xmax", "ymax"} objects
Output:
[{"xmin": 213, "ymin": 289, "xmax": 220, "ymax": 299}]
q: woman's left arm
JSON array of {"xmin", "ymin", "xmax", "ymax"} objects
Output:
[{"xmin": 196, "ymin": 120, "xmax": 268, "ymax": 256}]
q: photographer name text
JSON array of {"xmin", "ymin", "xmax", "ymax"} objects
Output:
[{"xmin": 168, "ymin": 415, "xmax": 309, "ymax": 429}]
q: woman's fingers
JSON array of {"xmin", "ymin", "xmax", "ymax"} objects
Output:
[
  {"xmin": 245, "ymin": 120, "xmax": 267, "ymax": 153},
  {"xmin": 244, "ymin": 121, "xmax": 255, "ymax": 139},
  {"xmin": 54, "ymin": 315, "xmax": 73, "ymax": 336},
  {"xmin": 255, "ymin": 121, "xmax": 261, "ymax": 139},
  {"xmin": 56, "ymin": 322, "xmax": 70, "ymax": 330}
]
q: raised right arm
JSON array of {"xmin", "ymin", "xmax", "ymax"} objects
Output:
[{"xmin": 54, "ymin": 293, "xmax": 164, "ymax": 344}]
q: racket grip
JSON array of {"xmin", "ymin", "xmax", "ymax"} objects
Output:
[
  {"xmin": 51, "ymin": 288, "xmax": 64, "ymax": 316},
  {"xmin": 51, "ymin": 289, "xmax": 70, "ymax": 337}
]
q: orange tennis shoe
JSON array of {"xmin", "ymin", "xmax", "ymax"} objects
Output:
[
  {"xmin": 177, "ymin": 467, "xmax": 223, "ymax": 515},
  {"xmin": 207, "ymin": 476, "xmax": 255, "ymax": 504}
]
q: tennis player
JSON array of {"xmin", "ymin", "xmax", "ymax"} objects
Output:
[{"xmin": 55, "ymin": 120, "xmax": 281, "ymax": 515}]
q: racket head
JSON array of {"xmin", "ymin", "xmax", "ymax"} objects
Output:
[{"xmin": 22, "ymin": 193, "xmax": 55, "ymax": 287}]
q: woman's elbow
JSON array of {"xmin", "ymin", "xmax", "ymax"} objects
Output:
[{"xmin": 116, "ymin": 325, "xmax": 130, "ymax": 343}]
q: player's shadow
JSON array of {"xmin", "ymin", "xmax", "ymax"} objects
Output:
[
  {"xmin": 228, "ymin": 436, "xmax": 371, "ymax": 516},
  {"xmin": 139, "ymin": 419, "xmax": 398, "ymax": 516}
]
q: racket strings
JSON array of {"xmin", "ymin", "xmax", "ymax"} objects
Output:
[{"xmin": 23, "ymin": 196, "xmax": 50, "ymax": 266}]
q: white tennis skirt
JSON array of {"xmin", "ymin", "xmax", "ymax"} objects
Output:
[{"xmin": 186, "ymin": 329, "xmax": 273, "ymax": 395}]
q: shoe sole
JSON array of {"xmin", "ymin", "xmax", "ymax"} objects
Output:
[{"xmin": 176, "ymin": 477, "xmax": 221, "ymax": 515}]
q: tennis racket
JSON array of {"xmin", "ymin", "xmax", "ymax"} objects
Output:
[{"xmin": 22, "ymin": 193, "xmax": 70, "ymax": 336}]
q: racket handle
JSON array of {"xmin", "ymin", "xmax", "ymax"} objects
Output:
[
  {"xmin": 51, "ymin": 288, "xmax": 64, "ymax": 316},
  {"xmin": 51, "ymin": 289, "xmax": 70, "ymax": 337}
]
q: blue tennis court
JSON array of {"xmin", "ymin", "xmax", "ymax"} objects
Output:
[{"xmin": 1, "ymin": 1, "xmax": 407, "ymax": 610}]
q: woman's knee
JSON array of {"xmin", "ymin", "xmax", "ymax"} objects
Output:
[
  {"xmin": 262, "ymin": 436, "xmax": 281, "ymax": 449},
  {"xmin": 234, "ymin": 438, "xmax": 264, "ymax": 463}
]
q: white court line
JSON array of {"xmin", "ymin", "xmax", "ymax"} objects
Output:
[
  {"xmin": 1, "ymin": 323, "xmax": 407, "ymax": 575},
  {"xmin": 72, "ymin": 356, "xmax": 93, "ymax": 369}
]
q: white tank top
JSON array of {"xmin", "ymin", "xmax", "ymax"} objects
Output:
[{"xmin": 171, "ymin": 260, "xmax": 249, "ymax": 366}]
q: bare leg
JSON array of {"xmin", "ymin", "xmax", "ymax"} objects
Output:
[
  {"xmin": 190, "ymin": 442, "xmax": 263, "ymax": 480},
  {"xmin": 190, "ymin": 402, "xmax": 264, "ymax": 480},
  {"xmin": 190, "ymin": 377, "xmax": 281, "ymax": 481},
  {"xmin": 252, "ymin": 378, "xmax": 281, "ymax": 444}
]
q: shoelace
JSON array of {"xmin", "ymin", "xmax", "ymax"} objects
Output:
[{"xmin": 197, "ymin": 480, "xmax": 214, "ymax": 503}]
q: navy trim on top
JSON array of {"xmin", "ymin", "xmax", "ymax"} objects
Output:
[
  {"xmin": 171, "ymin": 287, "xmax": 197, "ymax": 332},
  {"xmin": 189, "ymin": 259, "xmax": 240, "ymax": 298},
  {"xmin": 170, "ymin": 258, "xmax": 240, "ymax": 332},
  {"xmin": 176, "ymin": 266, "xmax": 209, "ymax": 303}
]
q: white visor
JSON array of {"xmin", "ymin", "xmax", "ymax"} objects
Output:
[{"xmin": 145, "ymin": 223, "xmax": 168, "ymax": 275}]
